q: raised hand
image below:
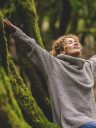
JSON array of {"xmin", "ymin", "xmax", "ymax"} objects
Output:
[
  {"xmin": 4, "ymin": 19, "xmax": 18, "ymax": 32},
  {"xmin": 0, "ymin": 19, "xmax": 18, "ymax": 32}
]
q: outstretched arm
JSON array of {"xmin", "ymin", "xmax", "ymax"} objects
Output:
[{"xmin": 2, "ymin": 19, "xmax": 57, "ymax": 74}]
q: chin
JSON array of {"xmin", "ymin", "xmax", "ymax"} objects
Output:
[
  {"xmin": 70, "ymin": 50, "xmax": 81, "ymax": 57},
  {"xmin": 72, "ymin": 52, "xmax": 81, "ymax": 57}
]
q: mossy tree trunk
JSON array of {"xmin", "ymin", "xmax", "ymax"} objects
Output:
[
  {"xmin": 0, "ymin": 67, "xmax": 31, "ymax": 128},
  {"xmin": 0, "ymin": 12, "xmax": 31, "ymax": 128},
  {"xmin": 10, "ymin": 0, "xmax": 53, "ymax": 121},
  {"xmin": 12, "ymin": 0, "xmax": 44, "ymax": 48},
  {"xmin": 0, "ymin": 11, "xmax": 60, "ymax": 128}
]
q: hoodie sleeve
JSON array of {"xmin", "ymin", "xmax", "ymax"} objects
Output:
[{"xmin": 13, "ymin": 28, "xmax": 57, "ymax": 74}]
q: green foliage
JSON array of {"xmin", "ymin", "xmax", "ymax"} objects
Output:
[{"xmin": 69, "ymin": 0, "xmax": 96, "ymax": 28}]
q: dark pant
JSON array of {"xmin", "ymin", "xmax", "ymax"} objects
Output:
[{"xmin": 80, "ymin": 121, "xmax": 96, "ymax": 128}]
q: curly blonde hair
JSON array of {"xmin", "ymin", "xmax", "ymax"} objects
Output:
[{"xmin": 50, "ymin": 34, "xmax": 80, "ymax": 56}]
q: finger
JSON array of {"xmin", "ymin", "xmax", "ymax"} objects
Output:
[
  {"xmin": 4, "ymin": 19, "xmax": 11, "ymax": 27},
  {"xmin": 5, "ymin": 19, "xmax": 16, "ymax": 28},
  {"xmin": 3, "ymin": 20, "xmax": 8, "ymax": 25},
  {"xmin": 3, "ymin": 19, "xmax": 17, "ymax": 31},
  {"xmin": 5, "ymin": 19, "xmax": 12, "ymax": 25}
]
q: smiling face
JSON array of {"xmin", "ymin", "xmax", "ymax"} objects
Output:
[
  {"xmin": 50, "ymin": 34, "xmax": 82, "ymax": 57},
  {"xmin": 61, "ymin": 37, "xmax": 82, "ymax": 57}
]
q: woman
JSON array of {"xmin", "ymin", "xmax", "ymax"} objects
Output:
[{"xmin": 2, "ymin": 19, "xmax": 96, "ymax": 128}]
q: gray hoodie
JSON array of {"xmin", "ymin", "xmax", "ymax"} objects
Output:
[{"xmin": 14, "ymin": 28, "xmax": 96, "ymax": 128}]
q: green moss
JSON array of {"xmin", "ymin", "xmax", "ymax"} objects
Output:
[
  {"xmin": 15, "ymin": 50, "xmax": 53, "ymax": 121},
  {"xmin": 0, "ymin": 13, "xmax": 9, "ymax": 74},
  {"xmin": 14, "ymin": 0, "xmax": 44, "ymax": 48},
  {"xmin": 0, "ymin": 67, "xmax": 31, "ymax": 128},
  {"xmin": 0, "ymin": 67, "xmax": 23, "ymax": 119}
]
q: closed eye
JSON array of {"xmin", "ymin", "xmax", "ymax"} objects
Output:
[{"xmin": 68, "ymin": 40, "xmax": 73, "ymax": 44}]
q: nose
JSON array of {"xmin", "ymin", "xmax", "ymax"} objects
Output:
[
  {"xmin": 74, "ymin": 42, "xmax": 78, "ymax": 46},
  {"xmin": 73, "ymin": 42, "xmax": 79, "ymax": 49}
]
